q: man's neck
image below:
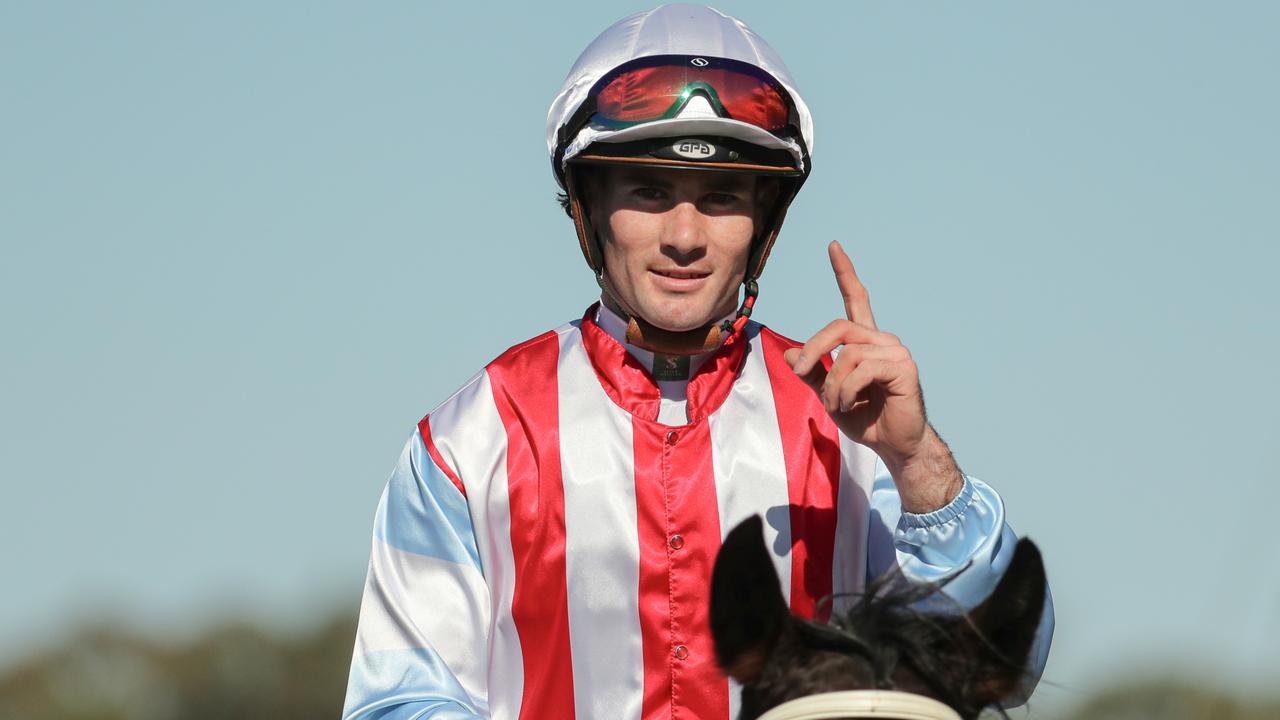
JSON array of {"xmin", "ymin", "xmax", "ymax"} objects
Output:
[{"xmin": 594, "ymin": 302, "xmax": 718, "ymax": 385}]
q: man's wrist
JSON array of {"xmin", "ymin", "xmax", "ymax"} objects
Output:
[{"xmin": 882, "ymin": 425, "xmax": 965, "ymax": 514}]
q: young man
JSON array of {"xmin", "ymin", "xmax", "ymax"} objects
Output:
[{"xmin": 343, "ymin": 6, "xmax": 1053, "ymax": 720}]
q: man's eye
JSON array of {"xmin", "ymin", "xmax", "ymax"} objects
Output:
[
  {"xmin": 632, "ymin": 187, "xmax": 667, "ymax": 201},
  {"xmin": 705, "ymin": 192, "xmax": 742, "ymax": 206}
]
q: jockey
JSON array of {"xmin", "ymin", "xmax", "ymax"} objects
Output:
[{"xmin": 343, "ymin": 5, "xmax": 1054, "ymax": 720}]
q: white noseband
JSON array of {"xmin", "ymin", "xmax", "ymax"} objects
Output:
[{"xmin": 756, "ymin": 690, "xmax": 962, "ymax": 720}]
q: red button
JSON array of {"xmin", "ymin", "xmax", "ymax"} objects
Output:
[
  {"xmin": 669, "ymin": 534, "xmax": 684, "ymax": 550},
  {"xmin": 665, "ymin": 430, "xmax": 678, "ymax": 444},
  {"xmin": 673, "ymin": 644, "xmax": 689, "ymax": 660}
]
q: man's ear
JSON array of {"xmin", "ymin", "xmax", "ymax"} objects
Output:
[
  {"xmin": 964, "ymin": 538, "xmax": 1048, "ymax": 706},
  {"xmin": 711, "ymin": 515, "xmax": 790, "ymax": 685}
]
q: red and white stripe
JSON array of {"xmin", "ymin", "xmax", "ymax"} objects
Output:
[{"xmin": 407, "ymin": 314, "xmax": 878, "ymax": 720}]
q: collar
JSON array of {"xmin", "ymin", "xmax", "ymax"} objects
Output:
[
  {"xmin": 579, "ymin": 303, "xmax": 750, "ymax": 424},
  {"xmin": 594, "ymin": 302, "xmax": 716, "ymax": 383}
]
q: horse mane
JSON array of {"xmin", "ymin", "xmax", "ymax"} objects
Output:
[{"xmin": 804, "ymin": 569, "xmax": 1022, "ymax": 719}]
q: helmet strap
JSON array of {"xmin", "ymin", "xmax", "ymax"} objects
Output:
[{"xmin": 595, "ymin": 270, "xmax": 758, "ymax": 357}]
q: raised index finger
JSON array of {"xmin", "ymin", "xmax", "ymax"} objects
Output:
[{"xmin": 829, "ymin": 240, "xmax": 877, "ymax": 330}]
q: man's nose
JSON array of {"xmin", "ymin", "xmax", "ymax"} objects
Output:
[{"xmin": 661, "ymin": 201, "xmax": 707, "ymax": 258}]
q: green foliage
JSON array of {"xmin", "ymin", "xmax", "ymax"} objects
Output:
[
  {"xmin": 0, "ymin": 613, "xmax": 357, "ymax": 720},
  {"xmin": 1059, "ymin": 679, "xmax": 1280, "ymax": 720},
  {"xmin": 5, "ymin": 616, "xmax": 1279, "ymax": 719}
]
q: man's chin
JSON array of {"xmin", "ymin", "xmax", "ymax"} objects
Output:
[
  {"xmin": 621, "ymin": 289, "xmax": 738, "ymax": 333},
  {"xmin": 648, "ymin": 320, "xmax": 705, "ymax": 333},
  {"xmin": 637, "ymin": 305, "xmax": 722, "ymax": 333}
]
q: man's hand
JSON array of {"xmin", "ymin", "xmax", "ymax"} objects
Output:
[{"xmin": 784, "ymin": 241, "xmax": 964, "ymax": 514}]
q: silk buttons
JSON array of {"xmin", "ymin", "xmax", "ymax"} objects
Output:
[
  {"xmin": 673, "ymin": 645, "xmax": 689, "ymax": 660},
  {"xmin": 669, "ymin": 534, "xmax": 684, "ymax": 550}
]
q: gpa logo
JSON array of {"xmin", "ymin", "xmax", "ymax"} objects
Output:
[{"xmin": 672, "ymin": 139, "xmax": 715, "ymax": 159}]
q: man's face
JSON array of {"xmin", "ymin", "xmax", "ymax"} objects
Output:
[{"xmin": 590, "ymin": 165, "xmax": 762, "ymax": 333}]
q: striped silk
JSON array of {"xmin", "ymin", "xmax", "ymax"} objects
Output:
[{"xmin": 343, "ymin": 307, "xmax": 1051, "ymax": 720}]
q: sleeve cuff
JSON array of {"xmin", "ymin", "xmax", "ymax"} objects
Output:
[{"xmin": 898, "ymin": 474, "xmax": 975, "ymax": 530}]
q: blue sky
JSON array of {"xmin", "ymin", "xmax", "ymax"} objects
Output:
[{"xmin": 2, "ymin": 2, "xmax": 1278, "ymax": 716}]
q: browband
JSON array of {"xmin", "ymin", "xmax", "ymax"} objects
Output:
[{"xmin": 756, "ymin": 691, "xmax": 962, "ymax": 720}]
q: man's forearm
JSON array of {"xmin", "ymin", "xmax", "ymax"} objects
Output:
[{"xmin": 881, "ymin": 424, "xmax": 965, "ymax": 514}]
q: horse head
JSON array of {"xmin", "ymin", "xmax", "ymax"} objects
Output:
[{"xmin": 710, "ymin": 516, "xmax": 1046, "ymax": 720}]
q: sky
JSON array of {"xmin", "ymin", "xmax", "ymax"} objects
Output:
[{"xmin": 2, "ymin": 2, "xmax": 1278, "ymax": 717}]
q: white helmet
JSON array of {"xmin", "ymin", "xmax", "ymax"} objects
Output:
[{"xmin": 547, "ymin": 4, "xmax": 815, "ymax": 352}]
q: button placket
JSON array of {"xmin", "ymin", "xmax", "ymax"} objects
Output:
[{"xmin": 663, "ymin": 428, "xmax": 684, "ymax": 674}]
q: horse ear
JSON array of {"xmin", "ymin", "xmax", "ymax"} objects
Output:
[
  {"xmin": 965, "ymin": 537, "xmax": 1048, "ymax": 706},
  {"xmin": 711, "ymin": 515, "xmax": 790, "ymax": 685}
]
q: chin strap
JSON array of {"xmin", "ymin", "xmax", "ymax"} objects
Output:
[
  {"xmin": 596, "ymin": 271, "xmax": 759, "ymax": 356},
  {"xmin": 725, "ymin": 277, "xmax": 759, "ymax": 336}
]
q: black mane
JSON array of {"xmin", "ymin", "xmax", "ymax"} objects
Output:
[{"xmin": 808, "ymin": 573, "xmax": 1012, "ymax": 718}]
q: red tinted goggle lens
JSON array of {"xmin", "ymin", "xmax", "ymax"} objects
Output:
[{"xmin": 593, "ymin": 62, "xmax": 791, "ymax": 132}]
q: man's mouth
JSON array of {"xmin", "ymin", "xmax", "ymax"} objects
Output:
[
  {"xmin": 649, "ymin": 268, "xmax": 712, "ymax": 293},
  {"xmin": 651, "ymin": 269, "xmax": 711, "ymax": 280}
]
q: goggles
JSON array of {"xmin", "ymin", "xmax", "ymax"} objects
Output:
[{"xmin": 579, "ymin": 54, "xmax": 796, "ymax": 134}]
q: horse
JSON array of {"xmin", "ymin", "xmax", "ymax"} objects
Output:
[{"xmin": 710, "ymin": 516, "xmax": 1047, "ymax": 720}]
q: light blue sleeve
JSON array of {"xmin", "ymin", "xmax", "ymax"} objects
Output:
[
  {"xmin": 342, "ymin": 431, "xmax": 489, "ymax": 720},
  {"xmin": 866, "ymin": 458, "xmax": 1055, "ymax": 705}
]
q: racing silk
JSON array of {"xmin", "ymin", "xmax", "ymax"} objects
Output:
[{"xmin": 343, "ymin": 306, "xmax": 1052, "ymax": 720}]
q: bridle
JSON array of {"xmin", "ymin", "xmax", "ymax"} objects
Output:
[{"xmin": 756, "ymin": 690, "xmax": 961, "ymax": 720}]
